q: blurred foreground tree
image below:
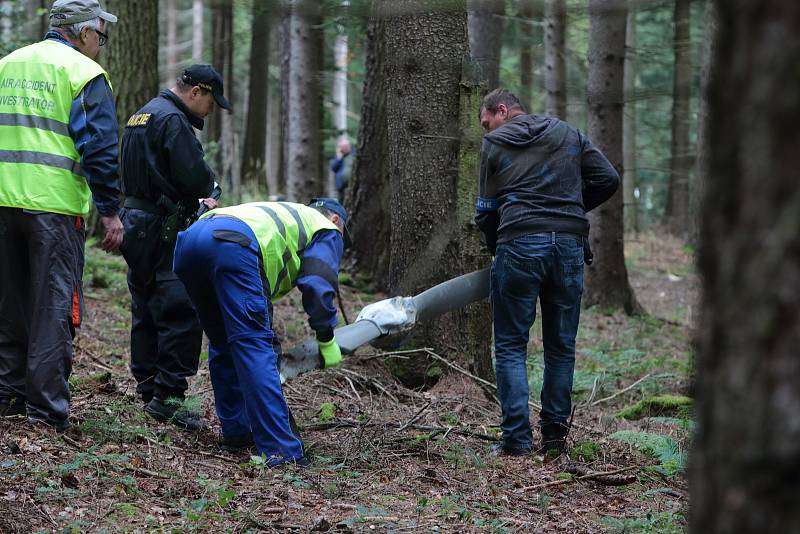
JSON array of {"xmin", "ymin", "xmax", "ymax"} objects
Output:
[{"xmin": 692, "ymin": 1, "xmax": 800, "ymax": 532}]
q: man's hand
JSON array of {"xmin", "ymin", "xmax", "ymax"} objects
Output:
[
  {"xmin": 318, "ymin": 337, "xmax": 342, "ymax": 368},
  {"xmin": 201, "ymin": 198, "xmax": 219, "ymax": 210},
  {"xmin": 99, "ymin": 214, "xmax": 123, "ymax": 252}
]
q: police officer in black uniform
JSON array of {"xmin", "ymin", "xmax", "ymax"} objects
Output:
[{"xmin": 119, "ymin": 64, "xmax": 230, "ymax": 430}]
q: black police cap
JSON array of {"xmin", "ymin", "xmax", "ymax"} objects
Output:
[{"xmin": 181, "ymin": 64, "xmax": 231, "ymax": 110}]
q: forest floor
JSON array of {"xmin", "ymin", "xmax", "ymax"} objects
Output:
[{"xmin": 0, "ymin": 231, "xmax": 696, "ymax": 534}]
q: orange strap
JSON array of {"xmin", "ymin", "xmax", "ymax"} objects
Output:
[{"xmin": 71, "ymin": 286, "xmax": 81, "ymax": 327}]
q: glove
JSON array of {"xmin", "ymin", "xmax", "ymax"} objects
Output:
[{"xmin": 318, "ymin": 337, "xmax": 342, "ymax": 368}]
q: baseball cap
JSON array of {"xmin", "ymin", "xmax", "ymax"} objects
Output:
[
  {"xmin": 309, "ymin": 197, "xmax": 352, "ymax": 249},
  {"xmin": 181, "ymin": 64, "xmax": 231, "ymax": 110},
  {"xmin": 50, "ymin": 0, "xmax": 117, "ymax": 26}
]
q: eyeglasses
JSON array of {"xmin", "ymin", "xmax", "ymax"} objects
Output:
[{"xmin": 95, "ymin": 29, "xmax": 108, "ymax": 47}]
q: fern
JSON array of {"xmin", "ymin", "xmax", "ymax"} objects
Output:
[{"xmin": 610, "ymin": 431, "xmax": 686, "ymax": 476}]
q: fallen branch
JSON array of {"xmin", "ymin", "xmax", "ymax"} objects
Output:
[
  {"xmin": 590, "ymin": 374, "xmax": 652, "ymax": 407},
  {"xmin": 122, "ymin": 465, "xmax": 170, "ymax": 479},
  {"xmin": 142, "ymin": 436, "xmax": 241, "ymax": 464},
  {"xmin": 304, "ymin": 419, "xmax": 499, "ymax": 442},
  {"xmin": 564, "ymin": 463, "xmax": 639, "ymax": 486},
  {"xmin": 518, "ymin": 465, "xmax": 637, "ymax": 492}
]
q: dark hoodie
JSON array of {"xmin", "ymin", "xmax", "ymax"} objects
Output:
[{"xmin": 474, "ymin": 114, "xmax": 619, "ymax": 253}]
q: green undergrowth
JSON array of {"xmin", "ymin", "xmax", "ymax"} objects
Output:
[
  {"xmin": 84, "ymin": 240, "xmax": 128, "ymax": 293},
  {"xmin": 609, "ymin": 431, "xmax": 687, "ymax": 476},
  {"xmin": 616, "ymin": 395, "xmax": 693, "ymax": 420}
]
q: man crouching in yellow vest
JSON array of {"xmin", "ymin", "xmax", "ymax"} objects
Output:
[
  {"xmin": 0, "ymin": 0, "xmax": 122, "ymax": 432},
  {"xmin": 173, "ymin": 198, "xmax": 351, "ymax": 466}
]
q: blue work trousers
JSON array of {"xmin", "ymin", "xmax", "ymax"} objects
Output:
[
  {"xmin": 173, "ymin": 216, "xmax": 303, "ymax": 464},
  {"xmin": 492, "ymin": 232, "xmax": 584, "ymax": 450}
]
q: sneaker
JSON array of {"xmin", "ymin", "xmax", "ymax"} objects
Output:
[
  {"xmin": 220, "ymin": 433, "xmax": 255, "ymax": 452},
  {"xmin": 489, "ymin": 442, "xmax": 532, "ymax": 457},
  {"xmin": 0, "ymin": 397, "xmax": 26, "ymax": 418},
  {"xmin": 145, "ymin": 397, "xmax": 204, "ymax": 431}
]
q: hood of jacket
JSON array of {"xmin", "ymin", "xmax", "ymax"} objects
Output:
[{"xmin": 484, "ymin": 114, "xmax": 566, "ymax": 151}]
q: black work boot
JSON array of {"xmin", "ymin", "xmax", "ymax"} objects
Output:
[
  {"xmin": 0, "ymin": 397, "xmax": 26, "ymax": 418},
  {"xmin": 145, "ymin": 397, "xmax": 204, "ymax": 431},
  {"xmin": 538, "ymin": 422, "xmax": 570, "ymax": 457},
  {"xmin": 220, "ymin": 432, "xmax": 255, "ymax": 452}
]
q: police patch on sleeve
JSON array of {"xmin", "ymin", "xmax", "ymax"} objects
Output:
[{"xmin": 125, "ymin": 113, "xmax": 151, "ymax": 128}]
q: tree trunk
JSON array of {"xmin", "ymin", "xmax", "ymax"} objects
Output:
[
  {"xmin": 382, "ymin": 0, "xmax": 489, "ymax": 387},
  {"xmin": 467, "ymin": 0, "xmax": 503, "ymax": 89},
  {"xmin": 286, "ymin": 0, "xmax": 323, "ymax": 202},
  {"xmin": 622, "ymin": 1, "xmax": 638, "ymax": 234},
  {"xmin": 0, "ymin": 0, "xmax": 12, "ymax": 53},
  {"xmin": 543, "ymin": 0, "xmax": 567, "ymax": 119},
  {"xmin": 266, "ymin": 13, "xmax": 284, "ymax": 196},
  {"xmin": 584, "ymin": 0, "xmax": 641, "ymax": 315},
  {"xmin": 456, "ymin": 61, "xmax": 494, "ymax": 383},
  {"xmin": 164, "ymin": 0, "xmax": 177, "ymax": 86},
  {"xmin": 103, "ymin": 0, "xmax": 160, "ymax": 133},
  {"xmin": 242, "ymin": 0, "xmax": 272, "ymax": 194},
  {"xmin": 690, "ymin": 0, "xmax": 717, "ymax": 248},
  {"xmin": 98, "ymin": 0, "xmax": 159, "ymax": 239},
  {"xmin": 192, "ymin": 0, "xmax": 203, "ymax": 63},
  {"xmin": 346, "ymin": 14, "xmax": 392, "ymax": 292},
  {"xmin": 692, "ymin": 2, "xmax": 800, "ymax": 532},
  {"xmin": 518, "ymin": 0, "xmax": 542, "ymax": 111},
  {"xmin": 206, "ymin": 0, "xmax": 233, "ymax": 185},
  {"xmin": 663, "ymin": 0, "xmax": 691, "ymax": 236},
  {"xmin": 331, "ymin": 31, "xmax": 348, "ymax": 197}
]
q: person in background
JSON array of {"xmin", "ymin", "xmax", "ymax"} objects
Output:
[
  {"xmin": 330, "ymin": 138, "xmax": 353, "ymax": 202},
  {"xmin": 0, "ymin": 0, "xmax": 122, "ymax": 432},
  {"xmin": 119, "ymin": 64, "xmax": 229, "ymax": 430},
  {"xmin": 475, "ymin": 88, "xmax": 619, "ymax": 457},
  {"xmin": 173, "ymin": 198, "xmax": 351, "ymax": 465}
]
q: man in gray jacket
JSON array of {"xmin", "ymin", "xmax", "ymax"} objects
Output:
[{"xmin": 475, "ymin": 89, "xmax": 619, "ymax": 456}]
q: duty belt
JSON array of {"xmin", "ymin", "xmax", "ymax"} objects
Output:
[{"xmin": 123, "ymin": 196, "xmax": 166, "ymax": 215}]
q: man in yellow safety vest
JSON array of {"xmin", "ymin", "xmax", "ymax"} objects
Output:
[{"xmin": 0, "ymin": 0, "xmax": 122, "ymax": 432}]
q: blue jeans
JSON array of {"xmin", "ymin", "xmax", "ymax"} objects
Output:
[
  {"xmin": 173, "ymin": 216, "xmax": 304, "ymax": 465},
  {"xmin": 492, "ymin": 232, "xmax": 584, "ymax": 450}
]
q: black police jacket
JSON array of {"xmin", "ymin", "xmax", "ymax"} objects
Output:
[{"xmin": 120, "ymin": 90, "xmax": 214, "ymax": 206}]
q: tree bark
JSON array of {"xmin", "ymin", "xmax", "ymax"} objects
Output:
[
  {"xmin": 690, "ymin": 0, "xmax": 717, "ymax": 248},
  {"xmin": 543, "ymin": 0, "xmax": 567, "ymax": 119},
  {"xmin": 286, "ymin": 0, "xmax": 323, "ymax": 202},
  {"xmin": 584, "ymin": 0, "xmax": 641, "ymax": 315},
  {"xmin": 692, "ymin": 1, "xmax": 800, "ymax": 532},
  {"xmin": 382, "ymin": 0, "xmax": 490, "ymax": 387},
  {"xmin": 663, "ymin": 0, "xmax": 691, "ymax": 236},
  {"xmin": 266, "ymin": 12, "xmax": 284, "ymax": 196},
  {"xmin": 0, "ymin": 0, "xmax": 12, "ymax": 53},
  {"xmin": 242, "ymin": 0, "xmax": 272, "ymax": 194},
  {"xmin": 192, "ymin": 0, "xmax": 203, "ymax": 63},
  {"xmin": 206, "ymin": 0, "xmax": 233, "ymax": 192},
  {"xmin": 331, "ymin": 31, "xmax": 348, "ymax": 197},
  {"xmin": 103, "ymin": 0, "xmax": 160, "ymax": 133},
  {"xmin": 97, "ymin": 0, "xmax": 158, "ymax": 240},
  {"xmin": 622, "ymin": 1, "xmax": 638, "ymax": 234},
  {"xmin": 467, "ymin": 0, "xmax": 503, "ymax": 90},
  {"xmin": 518, "ymin": 0, "xmax": 542, "ymax": 111},
  {"xmin": 164, "ymin": 0, "xmax": 177, "ymax": 87},
  {"xmin": 346, "ymin": 14, "xmax": 392, "ymax": 291}
]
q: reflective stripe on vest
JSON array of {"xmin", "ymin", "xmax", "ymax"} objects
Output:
[
  {"xmin": 202, "ymin": 201, "xmax": 340, "ymax": 300},
  {"xmin": 0, "ymin": 40, "xmax": 111, "ymax": 216}
]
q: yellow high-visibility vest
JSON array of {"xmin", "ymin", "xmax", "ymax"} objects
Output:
[
  {"xmin": 0, "ymin": 40, "xmax": 112, "ymax": 216},
  {"xmin": 202, "ymin": 202, "xmax": 341, "ymax": 299}
]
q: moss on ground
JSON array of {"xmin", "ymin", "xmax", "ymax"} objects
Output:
[{"xmin": 616, "ymin": 395, "xmax": 693, "ymax": 420}]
